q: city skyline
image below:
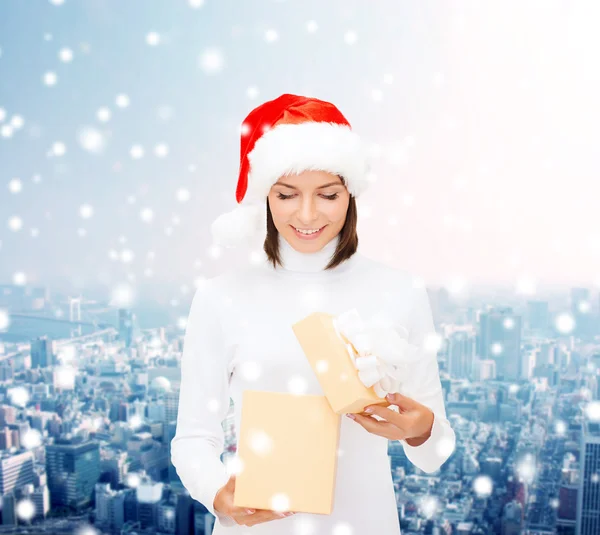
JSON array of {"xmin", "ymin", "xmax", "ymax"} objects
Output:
[{"xmin": 1, "ymin": 268, "xmax": 599, "ymax": 532}]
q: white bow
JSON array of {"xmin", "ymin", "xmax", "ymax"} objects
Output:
[{"xmin": 332, "ymin": 308, "xmax": 419, "ymax": 398}]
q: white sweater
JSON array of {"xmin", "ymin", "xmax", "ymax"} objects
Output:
[{"xmin": 170, "ymin": 234, "xmax": 455, "ymax": 534}]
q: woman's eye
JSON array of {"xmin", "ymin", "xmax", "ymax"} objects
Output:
[{"xmin": 276, "ymin": 193, "xmax": 339, "ymax": 200}]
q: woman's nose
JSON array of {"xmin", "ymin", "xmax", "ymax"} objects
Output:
[{"xmin": 298, "ymin": 199, "xmax": 319, "ymax": 223}]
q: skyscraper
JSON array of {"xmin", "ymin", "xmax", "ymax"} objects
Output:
[
  {"xmin": 571, "ymin": 287, "xmax": 593, "ymax": 339},
  {"xmin": 0, "ymin": 451, "xmax": 35, "ymax": 496},
  {"xmin": 45, "ymin": 437, "xmax": 101, "ymax": 509},
  {"xmin": 577, "ymin": 419, "xmax": 600, "ymax": 534},
  {"xmin": 118, "ymin": 309, "xmax": 135, "ymax": 348},
  {"xmin": 30, "ymin": 336, "xmax": 54, "ymax": 369},
  {"xmin": 477, "ymin": 307, "xmax": 522, "ymax": 381},
  {"xmin": 447, "ymin": 328, "xmax": 476, "ymax": 379}
]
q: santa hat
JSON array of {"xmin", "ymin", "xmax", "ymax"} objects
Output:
[{"xmin": 210, "ymin": 93, "xmax": 371, "ymax": 248}]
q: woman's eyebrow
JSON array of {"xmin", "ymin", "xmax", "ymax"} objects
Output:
[{"xmin": 276, "ymin": 181, "xmax": 342, "ymax": 189}]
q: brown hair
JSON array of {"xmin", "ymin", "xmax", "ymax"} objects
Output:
[{"xmin": 263, "ymin": 176, "xmax": 359, "ymax": 270}]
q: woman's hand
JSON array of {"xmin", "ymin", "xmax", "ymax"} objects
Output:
[
  {"xmin": 346, "ymin": 392, "xmax": 434, "ymax": 446},
  {"xmin": 213, "ymin": 474, "xmax": 296, "ymax": 527}
]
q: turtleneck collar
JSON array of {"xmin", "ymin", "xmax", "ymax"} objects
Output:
[{"xmin": 271, "ymin": 233, "xmax": 359, "ymax": 275}]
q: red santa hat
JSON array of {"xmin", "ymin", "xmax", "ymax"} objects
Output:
[{"xmin": 210, "ymin": 93, "xmax": 371, "ymax": 247}]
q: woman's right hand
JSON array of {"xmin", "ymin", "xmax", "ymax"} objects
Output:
[{"xmin": 213, "ymin": 474, "xmax": 296, "ymax": 527}]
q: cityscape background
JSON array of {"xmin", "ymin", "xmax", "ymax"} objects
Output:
[{"xmin": 1, "ymin": 1, "xmax": 600, "ymax": 534}]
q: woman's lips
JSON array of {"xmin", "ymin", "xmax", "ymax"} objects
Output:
[{"xmin": 291, "ymin": 225, "xmax": 326, "ymax": 239}]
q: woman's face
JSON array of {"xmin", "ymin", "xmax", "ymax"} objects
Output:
[{"xmin": 267, "ymin": 170, "xmax": 350, "ymax": 252}]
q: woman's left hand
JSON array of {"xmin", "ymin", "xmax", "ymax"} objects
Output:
[{"xmin": 346, "ymin": 392, "xmax": 434, "ymax": 446}]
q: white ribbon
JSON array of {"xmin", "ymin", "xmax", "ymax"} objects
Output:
[{"xmin": 333, "ymin": 308, "xmax": 419, "ymax": 398}]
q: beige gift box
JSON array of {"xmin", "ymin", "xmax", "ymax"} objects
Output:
[
  {"xmin": 292, "ymin": 312, "xmax": 392, "ymax": 414},
  {"xmin": 233, "ymin": 390, "xmax": 341, "ymax": 515}
]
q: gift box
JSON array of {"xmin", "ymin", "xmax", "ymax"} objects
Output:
[
  {"xmin": 233, "ymin": 390, "xmax": 341, "ymax": 515},
  {"xmin": 292, "ymin": 312, "xmax": 392, "ymax": 414}
]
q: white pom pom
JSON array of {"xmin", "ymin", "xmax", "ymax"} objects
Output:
[{"xmin": 210, "ymin": 201, "xmax": 266, "ymax": 247}]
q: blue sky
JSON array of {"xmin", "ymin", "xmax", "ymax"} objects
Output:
[{"xmin": 1, "ymin": 0, "xmax": 599, "ymax": 304}]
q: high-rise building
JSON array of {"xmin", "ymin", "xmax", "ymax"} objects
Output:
[
  {"xmin": 501, "ymin": 500, "xmax": 523, "ymax": 534},
  {"xmin": 447, "ymin": 329, "xmax": 476, "ymax": 379},
  {"xmin": 45, "ymin": 437, "xmax": 101, "ymax": 509},
  {"xmin": 577, "ymin": 419, "xmax": 600, "ymax": 534},
  {"xmin": 558, "ymin": 483, "xmax": 577, "ymax": 531},
  {"xmin": 571, "ymin": 287, "xmax": 594, "ymax": 339},
  {"xmin": 95, "ymin": 483, "xmax": 128, "ymax": 532},
  {"xmin": 0, "ymin": 451, "xmax": 35, "ymax": 496},
  {"xmin": 175, "ymin": 491, "xmax": 195, "ymax": 535},
  {"xmin": 537, "ymin": 341, "xmax": 557, "ymax": 367},
  {"xmin": 118, "ymin": 309, "xmax": 135, "ymax": 348},
  {"xmin": 165, "ymin": 392, "xmax": 179, "ymax": 424},
  {"xmin": 136, "ymin": 475, "xmax": 164, "ymax": 530},
  {"xmin": 477, "ymin": 307, "xmax": 522, "ymax": 381},
  {"xmin": 526, "ymin": 300, "xmax": 550, "ymax": 333},
  {"xmin": 31, "ymin": 336, "xmax": 54, "ymax": 369},
  {"xmin": 0, "ymin": 405, "xmax": 17, "ymax": 426},
  {"xmin": 0, "ymin": 362, "xmax": 13, "ymax": 382}
]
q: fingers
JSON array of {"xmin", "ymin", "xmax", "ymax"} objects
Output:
[
  {"xmin": 223, "ymin": 474, "xmax": 297, "ymax": 526},
  {"xmin": 350, "ymin": 413, "xmax": 401, "ymax": 440},
  {"xmin": 235, "ymin": 509, "xmax": 296, "ymax": 526},
  {"xmin": 229, "ymin": 505, "xmax": 254, "ymax": 517},
  {"xmin": 359, "ymin": 404, "xmax": 406, "ymax": 429}
]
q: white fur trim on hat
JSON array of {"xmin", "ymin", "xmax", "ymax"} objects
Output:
[{"xmin": 246, "ymin": 121, "xmax": 370, "ymax": 199}]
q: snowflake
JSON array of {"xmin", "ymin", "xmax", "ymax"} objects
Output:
[
  {"xmin": 555, "ymin": 313, "xmax": 575, "ymax": 334},
  {"xmin": 344, "ymin": 31, "xmax": 357, "ymax": 45},
  {"xmin": 248, "ymin": 429, "xmax": 273, "ymax": 456},
  {"xmin": 8, "ymin": 178, "xmax": 22, "ymax": 193},
  {"xmin": 43, "ymin": 72, "xmax": 57, "ymax": 86},
  {"xmin": 78, "ymin": 127, "xmax": 105, "ymax": 153},
  {"xmin": 146, "ymin": 32, "xmax": 161, "ymax": 46},
  {"xmin": 140, "ymin": 208, "xmax": 154, "ymax": 223},
  {"xmin": 16, "ymin": 499, "xmax": 36, "ymax": 521},
  {"xmin": 130, "ymin": 144, "xmax": 144, "ymax": 159},
  {"xmin": 59, "ymin": 47, "xmax": 73, "ymax": 62},
  {"xmin": 473, "ymin": 475, "xmax": 493, "ymax": 497},
  {"xmin": 154, "ymin": 143, "xmax": 169, "ymax": 157},
  {"xmin": 116, "ymin": 94, "xmax": 130, "ymax": 108},
  {"xmin": 176, "ymin": 188, "xmax": 190, "ymax": 202},
  {"xmin": 79, "ymin": 204, "xmax": 94, "ymax": 219},
  {"xmin": 265, "ymin": 30, "xmax": 279, "ymax": 43},
  {"xmin": 198, "ymin": 47, "xmax": 224, "ymax": 74}
]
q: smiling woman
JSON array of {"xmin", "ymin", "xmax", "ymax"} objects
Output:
[{"xmin": 173, "ymin": 93, "xmax": 455, "ymax": 534}]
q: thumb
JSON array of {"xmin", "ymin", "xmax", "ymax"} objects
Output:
[
  {"xmin": 225, "ymin": 473, "xmax": 236, "ymax": 489},
  {"xmin": 386, "ymin": 392, "xmax": 415, "ymax": 409}
]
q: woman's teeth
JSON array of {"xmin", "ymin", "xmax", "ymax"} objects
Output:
[{"xmin": 294, "ymin": 227, "xmax": 322, "ymax": 235}]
